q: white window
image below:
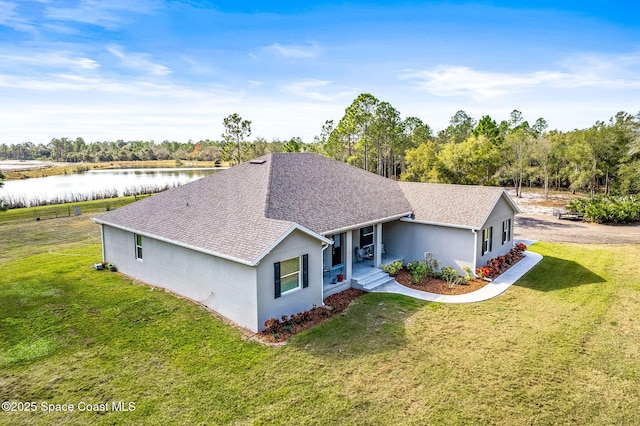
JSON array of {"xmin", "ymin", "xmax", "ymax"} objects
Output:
[
  {"xmin": 280, "ymin": 257, "xmax": 301, "ymax": 294},
  {"xmin": 135, "ymin": 234, "xmax": 143, "ymax": 260},
  {"xmin": 502, "ymin": 219, "xmax": 512, "ymax": 244},
  {"xmin": 274, "ymin": 254, "xmax": 308, "ymax": 298},
  {"xmin": 482, "ymin": 227, "xmax": 493, "ymax": 255}
]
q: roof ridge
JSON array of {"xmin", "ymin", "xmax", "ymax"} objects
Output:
[
  {"xmin": 263, "ymin": 153, "xmax": 276, "ymax": 220},
  {"xmin": 398, "ymin": 180, "xmax": 505, "ymax": 190}
]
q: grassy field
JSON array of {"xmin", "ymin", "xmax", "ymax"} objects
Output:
[
  {"xmin": 0, "ymin": 196, "xmax": 147, "ymax": 225},
  {"xmin": 1, "ymin": 210, "xmax": 639, "ymax": 425}
]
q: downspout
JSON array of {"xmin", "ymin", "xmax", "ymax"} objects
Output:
[
  {"xmin": 100, "ymin": 224, "xmax": 106, "ymax": 262},
  {"xmin": 321, "ymin": 243, "xmax": 330, "ymax": 306},
  {"xmin": 472, "ymin": 229, "xmax": 478, "ymax": 276}
]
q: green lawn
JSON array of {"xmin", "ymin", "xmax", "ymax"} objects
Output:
[
  {"xmin": 0, "ymin": 196, "xmax": 147, "ymax": 225},
  {"xmin": 1, "ymin": 212, "xmax": 639, "ymax": 425}
]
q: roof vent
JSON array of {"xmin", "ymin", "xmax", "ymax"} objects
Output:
[{"xmin": 250, "ymin": 159, "xmax": 266, "ymax": 165}]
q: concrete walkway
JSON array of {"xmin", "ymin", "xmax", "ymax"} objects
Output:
[{"xmin": 370, "ymin": 251, "xmax": 543, "ymax": 303}]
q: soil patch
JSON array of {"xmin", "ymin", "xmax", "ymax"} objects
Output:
[
  {"xmin": 394, "ymin": 269, "xmax": 488, "ymax": 295},
  {"xmin": 515, "ymin": 214, "xmax": 640, "ymax": 244},
  {"xmin": 257, "ymin": 288, "xmax": 365, "ymax": 343},
  {"xmin": 510, "ymin": 189, "xmax": 640, "ymax": 244}
]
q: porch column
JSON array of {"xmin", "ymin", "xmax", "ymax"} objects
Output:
[
  {"xmin": 374, "ymin": 223, "xmax": 382, "ymax": 268},
  {"xmin": 345, "ymin": 231, "xmax": 353, "ymax": 281}
]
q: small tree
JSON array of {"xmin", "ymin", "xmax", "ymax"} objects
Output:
[
  {"xmin": 222, "ymin": 113, "xmax": 251, "ymax": 165},
  {"xmin": 0, "ymin": 171, "xmax": 7, "ymax": 211},
  {"xmin": 283, "ymin": 138, "xmax": 301, "ymax": 152}
]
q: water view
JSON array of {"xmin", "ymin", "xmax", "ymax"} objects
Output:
[{"xmin": 0, "ymin": 168, "xmax": 222, "ymax": 207}]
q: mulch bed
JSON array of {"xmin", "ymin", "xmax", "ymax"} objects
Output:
[
  {"xmin": 394, "ymin": 269, "xmax": 489, "ymax": 295},
  {"xmin": 324, "ymin": 288, "xmax": 366, "ymax": 311},
  {"xmin": 257, "ymin": 288, "xmax": 365, "ymax": 343}
]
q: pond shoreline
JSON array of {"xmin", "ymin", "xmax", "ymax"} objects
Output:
[
  {"xmin": 0, "ymin": 160, "xmax": 229, "ymax": 180},
  {"xmin": 0, "ymin": 165, "xmax": 222, "ymax": 208}
]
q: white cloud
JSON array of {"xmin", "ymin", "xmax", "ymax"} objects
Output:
[
  {"xmin": 265, "ymin": 42, "xmax": 320, "ymax": 59},
  {"xmin": 45, "ymin": 0, "xmax": 161, "ymax": 29},
  {"xmin": 0, "ymin": 71, "xmax": 235, "ymax": 100},
  {"xmin": 0, "ymin": 0, "xmax": 37, "ymax": 33},
  {"xmin": 1, "ymin": 51, "xmax": 100, "ymax": 71},
  {"xmin": 0, "ymin": 69, "xmax": 251, "ymax": 144},
  {"xmin": 108, "ymin": 46, "xmax": 171, "ymax": 76},
  {"xmin": 283, "ymin": 79, "xmax": 355, "ymax": 102},
  {"xmin": 180, "ymin": 55, "xmax": 215, "ymax": 75},
  {"xmin": 400, "ymin": 52, "xmax": 640, "ymax": 100}
]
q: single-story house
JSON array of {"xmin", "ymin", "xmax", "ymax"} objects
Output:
[{"xmin": 94, "ymin": 152, "xmax": 519, "ymax": 332}]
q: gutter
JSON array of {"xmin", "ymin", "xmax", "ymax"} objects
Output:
[
  {"xmin": 93, "ymin": 218, "xmax": 257, "ymax": 266},
  {"xmin": 322, "ymin": 211, "xmax": 413, "ymax": 236},
  {"xmin": 400, "ymin": 217, "xmax": 479, "ymax": 231},
  {"xmin": 94, "ymin": 218, "xmax": 333, "ymax": 268},
  {"xmin": 253, "ymin": 224, "xmax": 332, "ymax": 266}
]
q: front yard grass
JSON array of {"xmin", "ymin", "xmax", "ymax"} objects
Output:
[{"xmin": 1, "ymin": 213, "xmax": 639, "ymax": 424}]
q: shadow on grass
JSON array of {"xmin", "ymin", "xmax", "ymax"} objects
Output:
[
  {"xmin": 515, "ymin": 255, "xmax": 605, "ymax": 292},
  {"xmin": 289, "ymin": 292, "xmax": 432, "ymax": 359}
]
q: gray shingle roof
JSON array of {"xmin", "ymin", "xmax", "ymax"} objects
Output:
[
  {"xmin": 95, "ymin": 157, "xmax": 296, "ymax": 265},
  {"xmin": 266, "ymin": 153, "xmax": 413, "ymax": 234},
  {"xmin": 95, "ymin": 153, "xmax": 517, "ymax": 264},
  {"xmin": 398, "ymin": 181, "xmax": 518, "ymax": 229}
]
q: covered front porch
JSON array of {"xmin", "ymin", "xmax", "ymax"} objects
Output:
[
  {"xmin": 323, "ymin": 255, "xmax": 404, "ymax": 297},
  {"xmin": 322, "ymin": 221, "xmax": 402, "ymax": 297}
]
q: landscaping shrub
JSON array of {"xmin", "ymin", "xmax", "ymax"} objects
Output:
[
  {"xmin": 407, "ymin": 252, "xmax": 441, "ymax": 283},
  {"xmin": 566, "ymin": 196, "xmax": 640, "ymax": 223},
  {"xmin": 407, "ymin": 260, "xmax": 428, "ymax": 284},
  {"xmin": 381, "ymin": 260, "xmax": 403, "ymax": 276},
  {"xmin": 476, "ymin": 243, "xmax": 526, "ymax": 280},
  {"xmin": 261, "ymin": 289, "xmax": 365, "ymax": 341},
  {"xmin": 462, "ymin": 266, "xmax": 473, "ymax": 282},
  {"xmin": 423, "ymin": 251, "xmax": 439, "ymax": 276},
  {"xmin": 439, "ymin": 266, "xmax": 473, "ymax": 288},
  {"xmin": 440, "ymin": 266, "xmax": 461, "ymax": 288}
]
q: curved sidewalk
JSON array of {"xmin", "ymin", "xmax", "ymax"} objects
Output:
[{"xmin": 370, "ymin": 251, "xmax": 543, "ymax": 303}]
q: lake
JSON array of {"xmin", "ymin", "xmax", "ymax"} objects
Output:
[{"xmin": 0, "ymin": 168, "xmax": 222, "ymax": 207}]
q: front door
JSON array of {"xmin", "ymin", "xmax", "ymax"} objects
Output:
[{"xmin": 332, "ymin": 233, "xmax": 343, "ymax": 266}]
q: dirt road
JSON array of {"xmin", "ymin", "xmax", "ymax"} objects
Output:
[{"xmin": 515, "ymin": 214, "xmax": 640, "ymax": 244}]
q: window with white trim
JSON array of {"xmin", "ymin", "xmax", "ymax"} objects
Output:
[
  {"xmin": 135, "ymin": 234, "xmax": 143, "ymax": 260},
  {"xmin": 502, "ymin": 219, "xmax": 512, "ymax": 244},
  {"xmin": 274, "ymin": 254, "xmax": 308, "ymax": 298},
  {"xmin": 482, "ymin": 227, "xmax": 493, "ymax": 255}
]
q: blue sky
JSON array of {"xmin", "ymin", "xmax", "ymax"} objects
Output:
[{"xmin": 1, "ymin": 1, "xmax": 639, "ymax": 144}]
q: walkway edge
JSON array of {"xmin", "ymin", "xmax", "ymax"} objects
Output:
[{"xmin": 370, "ymin": 251, "xmax": 543, "ymax": 303}]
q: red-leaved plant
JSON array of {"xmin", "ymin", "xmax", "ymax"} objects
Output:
[{"xmin": 476, "ymin": 243, "xmax": 527, "ymax": 280}]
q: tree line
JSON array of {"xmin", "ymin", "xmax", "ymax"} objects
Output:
[
  {"xmin": 0, "ymin": 113, "xmax": 307, "ymax": 165},
  {"xmin": 1, "ymin": 96, "xmax": 639, "ymax": 196},
  {"xmin": 0, "ymin": 136, "xmax": 308, "ymax": 165},
  {"xmin": 401, "ymin": 109, "xmax": 640, "ymax": 198},
  {"xmin": 317, "ymin": 94, "xmax": 639, "ymax": 197}
]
